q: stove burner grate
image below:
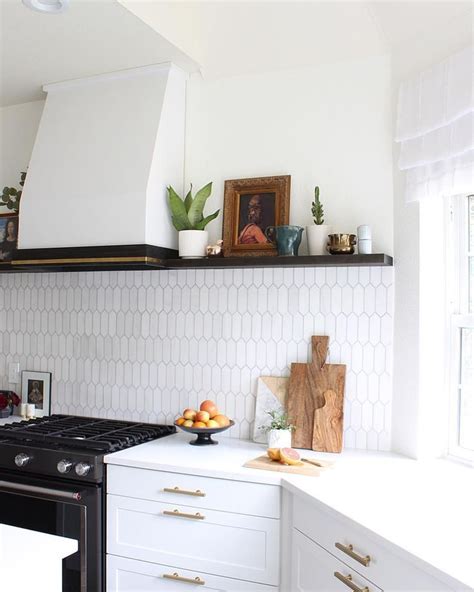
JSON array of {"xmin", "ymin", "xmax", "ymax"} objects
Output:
[{"xmin": 0, "ymin": 415, "xmax": 176, "ymax": 452}]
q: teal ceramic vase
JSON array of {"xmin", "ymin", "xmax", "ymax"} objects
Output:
[{"xmin": 265, "ymin": 225, "xmax": 304, "ymax": 256}]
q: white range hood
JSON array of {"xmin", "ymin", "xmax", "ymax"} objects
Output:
[{"xmin": 19, "ymin": 63, "xmax": 186, "ymax": 252}]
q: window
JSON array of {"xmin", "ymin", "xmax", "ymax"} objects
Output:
[{"xmin": 447, "ymin": 194, "xmax": 474, "ymax": 463}]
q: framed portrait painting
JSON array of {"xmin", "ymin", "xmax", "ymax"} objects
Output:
[
  {"xmin": 222, "ymin": 175, "xmax": 291, "ymax": 257},
  {"xmin": 0, "ymin": 213, "xmax": 19, "ymax": 262},
  {"xmin": 21, "ymin": 371, "xmax": 52, "ymax": 417}
]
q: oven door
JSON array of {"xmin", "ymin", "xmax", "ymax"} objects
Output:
[{"xmin": 0, "ymin": 470, "xmax": 103, "ymax": 592}]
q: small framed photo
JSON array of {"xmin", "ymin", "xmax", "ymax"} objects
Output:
[
  {"xmin": 21, "ymin": 371, "xmax": 52, "ymax": 417},
  {"xmin": 222, "ymin": 175, "xmax": 291, "ymax": 257},
  {"xmin": 0, "ymin": 214, "xmax": 19, "ymax": 262}
]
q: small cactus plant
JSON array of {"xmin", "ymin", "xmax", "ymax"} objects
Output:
[
  {"xmin": 1, "ymin": 171, "xmax": 26, "ymax": 212},
  {"xmin": 311, "ymin": 185, "xmax": 324, "ymax": 225}
]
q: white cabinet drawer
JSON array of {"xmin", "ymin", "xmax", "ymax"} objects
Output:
[
  {"xmin": 107, "ymin": 465, "xmax": 280, "ymax": 519},
  {"xmin": 293, "ymin": 497, "xmax": 452, "ymax": 591},
  {"xmin": 107, "ymin": 494, "xmax": 280, "ymax": 586},
  {"xmin": 107, "ymin": 555, "xmax": 277, "ymax": 592},
  {"xmin": 291, "ymin": 528, "xmax": 381, "ymax": 592}
]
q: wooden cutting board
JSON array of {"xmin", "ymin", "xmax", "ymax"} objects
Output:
[
  {"xmin": 243, "ymin": 455, "xmax": 331, "ymax": 476},
  {"xmin": 287, "ymin": 336, "xmax": 345, "ymax": 452}
]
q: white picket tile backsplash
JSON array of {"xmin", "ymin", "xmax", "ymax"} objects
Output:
[{"xmin": 0, "ymin": 266, "xmax": 393, "ymax": 450}]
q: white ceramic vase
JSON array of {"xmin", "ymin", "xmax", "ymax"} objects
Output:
[
  {"xmin": 267, "ymin": 429, "xmax": 292, "ymax": 449},
  {"xmin": 306, "ymin": 224, "xmax": 332, "ymax": 255},
  {"xmin": 178, "ymin": 230, "xmax": 209, "ymax": 259}
]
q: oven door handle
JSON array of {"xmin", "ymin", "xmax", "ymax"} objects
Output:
[{"xmin": 0, "ymin": 480, "xmax": 82, "ymax": 501}]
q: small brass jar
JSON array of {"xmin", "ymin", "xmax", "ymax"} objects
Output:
[{"xmin": 327, "ymin": 233, "xmax": 357, "ymax": 255}]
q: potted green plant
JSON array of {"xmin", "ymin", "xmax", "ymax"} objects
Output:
[
  {"xmin": 1, "ymin": 171, "xmax": 26, "ymax": 213},
  {"xmin": 260, "ymin": 409, "xmax": 295, "ymax": 448},
  {"xmin": 306, "ymin": 185, "xmax": 332, "ymax": 255},
  {"xmin": 167, "ymin": 182, "xmax": 220, "ymax": 258}
]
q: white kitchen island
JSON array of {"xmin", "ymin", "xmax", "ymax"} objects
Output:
[{"xmin": 0, "ymin": 524, "xmax": 78, "ymax": 592}]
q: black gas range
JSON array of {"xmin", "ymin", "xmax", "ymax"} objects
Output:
[{"xmin": 0, "ymin": 414, "xmax": 176, "ymax": 592}]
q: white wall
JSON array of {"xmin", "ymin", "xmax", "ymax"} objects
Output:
[
  {"xmin": 1, "ymin": 56, "xmax": 394, "ymax": 254},
  {"xmin": 184, "ymin": 55, "xmax": 394, "ymax": 254},
  {"xmin": 0, "ymin": 100, "xmax": 44, "ymax": 213}
]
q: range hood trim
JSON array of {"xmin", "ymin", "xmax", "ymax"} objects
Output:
[
  {"xmin": 42, "ymin": 62, "xmax": 181, "ymax": 94},
  {"xmin": 9, "ymin": 244, "xmax": 177, "ymax": 272}
]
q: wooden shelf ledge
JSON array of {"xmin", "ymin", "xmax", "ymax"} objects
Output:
[
  {"xmin": 0, "ymin": 249, "xmax": 393, "ymax": 274},
  {"xmin": 165, "ymin": 253, "xmax": 393, "ymax": 270}
]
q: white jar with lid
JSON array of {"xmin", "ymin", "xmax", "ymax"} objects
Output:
[{"xmin": 357, "ymin": 225, "xmax": 372, "ymax": 254}]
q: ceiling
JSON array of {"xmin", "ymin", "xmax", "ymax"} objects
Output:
[
  {"xmin": 1, "ymin": 0, "xmax": 472, "ymax": 107},
  {"xmin": 368, "ymin": 0, "xmax": 473, "ymax": 77},
  {"xmin": 121, "ymin": 0, "xmax": 472, "ymax": 80},
  {"xmin": 0, "ymin": 0, "xmax": 199, "ymax": 106},
  {"xmin": 120, "ymin": 0, "xmax": 389, "ymax": 80}
]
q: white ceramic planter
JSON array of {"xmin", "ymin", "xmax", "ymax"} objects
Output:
[
  {"xmin": 267, "ymin": 429, "xmax": 292, "ymax": 449},
  {"xmin": 178, "ymin": 230, "xmax": 209, "ymax": 259},
  {"xmin": 306, "ymin": 224, "xmax": 332, "ymax": 255}
]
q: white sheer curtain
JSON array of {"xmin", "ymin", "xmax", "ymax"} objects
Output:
[{"xmin": 395, "ymin": 46, "xmax": 473, "ymax": 202}]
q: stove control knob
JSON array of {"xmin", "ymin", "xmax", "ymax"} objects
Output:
[
  {"xmin": 75, "ymin": 462, "xmax": 91, "ymax": 477},
  {"xmin": 15, "ymin": 453, "xmax": 31, "ymax": 468},
  {"xmin": 57, "ymin": 459, "xmax": 73, "ymax": 474}
]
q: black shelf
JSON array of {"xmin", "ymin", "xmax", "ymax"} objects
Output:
[
  {"xmin": 166, "ymin": 254, "xmax": 393, "ymax": 269},
  {"xmin": 0, "ymin": 249, "xmax": 392, "ymax": 274}
]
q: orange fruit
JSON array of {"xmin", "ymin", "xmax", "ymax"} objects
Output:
[
  {"xmin": 267, "ymin": 448, "xmax": 281, "ymax": 461},
  {"xmin": 183, "ymin": 409, "xmax": 197, "ymax": 420},
  {"xmin": 200, "ymin": 400, "xmax": 218, "ymax": 418},
  {"xmin": 213, "ymin": 414, "xmax": 230, "ymax": 427},
  {"xmin": 280, "ymin": 448, "xmax": 303, "ymax": 466},
  {"xmin": 195, "ymin": 411, "xmax": 210, "ymax": 423}
]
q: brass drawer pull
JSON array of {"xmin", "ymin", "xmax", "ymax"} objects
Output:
[
  {"xmin": 334, "ymin": 572, "xmax": 369, "ymax": 592},
  {"xmin": 335, "ymin": 542, "xmax": 371, "ymax": 567},
  {"xmin": 163, "ymin": 509, "xmax": 205, "ymax": 520},
  {"xmin": 163, "ymin": 572, "xmax": 205, "ymax": 586},
  {"xmin": 163, "ymin": 486, "xmax": 206, "ymax": 497}
]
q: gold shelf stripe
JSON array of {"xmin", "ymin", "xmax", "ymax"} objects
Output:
[{"xmin": 12, "ymin": 256, "xmax": 164, "ymax": 266}]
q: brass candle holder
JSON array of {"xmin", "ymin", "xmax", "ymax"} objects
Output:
[{"xmin": 327, "ymin": 233, "xmax": 357, "ymax": 255}]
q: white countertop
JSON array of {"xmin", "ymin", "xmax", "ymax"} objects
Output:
[
  {"xmin": 106, "ymin": 431, "xmax": 287, "ymax": 485},
  {"xmin": 106, "ymin": 432, "xmax": 474, "ymax": 590},
  {"xmin": 282, "ymin": 456, "xmax": 474, "ymax": 590},
  {"xmin": 0, "ymin": 415, "xmax": 23, "ymax": 425}
]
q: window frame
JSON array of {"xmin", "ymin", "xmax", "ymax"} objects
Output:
[{"xmin": 446, "ymin": 194, "xmax": 474, "ymax": 464}]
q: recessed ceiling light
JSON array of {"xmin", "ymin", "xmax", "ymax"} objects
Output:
[{"xmin": 22, "ymin": 0, "xmax": 69, "ymax": 14}]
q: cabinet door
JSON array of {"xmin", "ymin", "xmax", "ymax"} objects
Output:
[
  {"xmin": 293, "ymin": 497, "xmax": 456, "ymax": 591},
  {"xmin": 107, "ymin": 465, "xmax": 280, "ymax": 519},
  {"xmin": 107, "ymin": 494, "xmax": 280, "ymax": 586},
  {"xmin": 291, "ymin": 529, "xmax": 381, "ymax": 592},
  {"xmin": 107, "ymin": 555, "xmax": 277, "ymax": 592}
]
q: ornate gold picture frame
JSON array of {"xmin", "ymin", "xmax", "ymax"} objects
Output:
[{"xmin": 222, "ymin": 175, "xmax": 291, "ymax": 257}]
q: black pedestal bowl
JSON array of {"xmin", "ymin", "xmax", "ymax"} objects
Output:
[{"xmin": 174, "ymin": 420, "xmax": 235, "ymax": 445}]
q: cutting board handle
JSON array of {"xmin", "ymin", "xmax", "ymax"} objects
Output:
[
  {"xmin": 312, "ymin": 389, "xmax": 343, "ymax": 453},
  {"xmin": 312, "ymin": 336, "xmax": 329, "ymax": 369}
]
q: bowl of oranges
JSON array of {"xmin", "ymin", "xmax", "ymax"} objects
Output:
[{"xmin": 175, "ymin": 400, "xmax": 234, "ymax": 446}]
